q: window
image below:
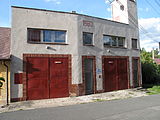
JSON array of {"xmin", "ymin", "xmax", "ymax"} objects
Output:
[
  {"xmin": 28, "ymin": 28, "xmax": 66, "ymax": 44},
  {"xmin": 28, "ymin": 29, "xmax": 41, "ymax": 42},
  {"xmin": 103, "ymin": 35, "xmax": 125, "ymax": 48},
  {"xmin": 83, "ymin": 32, "xmax": 93, "ymax": 45},
  {"xmin": 118, "ymin": 37, "xmax": 124, "ymax": 47},
  {"xmin": 132, "ymin": 38, "xmax": 138, "ymax": 49}
]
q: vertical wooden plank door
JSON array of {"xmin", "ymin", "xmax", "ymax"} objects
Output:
[
  {"xmin": 49, "ymin": 58, "xmax": 69, "ymax": 98},
  {"xmin": 117, "ymin": 58, "xmax": 128, "ymax": 90},
  {"xmin": 104, "ymin": 58, "xmax": 117, "ymax": 92},
  {"xmin": 26, "ymin": 57, "xmax": 49, "ymax": 100},
  {"xmin": 26, "ymin": 57, "xmax": 69, "ymax": 100},
  {"xmin": 104, "ymin": 57, "xmax": 128, "ymax": 92}
]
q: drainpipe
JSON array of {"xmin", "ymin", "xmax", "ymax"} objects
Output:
[{"xmin": 3, "ymin": 61, "xmax": 9, "ymax": 106}]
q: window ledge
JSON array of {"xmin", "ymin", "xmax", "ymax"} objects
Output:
[
  {"xmin": 104, "ymin": 46, "xmax": 127, "ymax": 49},
  {"xmin": 132, "ymin": 48, "xmax": 140, "ymax": 50},
  {"xmin": 83, "ymin": 44, "xmax": 94, "ymax": 46},
  {"xmin": 28, "ymin": 41, "xmax": 69, "ymax": 45}
]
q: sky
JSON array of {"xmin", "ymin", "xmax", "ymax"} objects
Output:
[{"xmin": 0, "ymin": 0, "xmax": 159, "ymax": 51}]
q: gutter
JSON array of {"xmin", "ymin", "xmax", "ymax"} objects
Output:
[{"xmin": 3, "ymin": 61, "xmax": 9, "ymax": 106}]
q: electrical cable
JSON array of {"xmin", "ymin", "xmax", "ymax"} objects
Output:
[{"xmin": 107, "ymin": 0, "xmax": 159, "ymax": 44}]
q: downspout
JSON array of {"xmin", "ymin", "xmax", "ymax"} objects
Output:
[{"xmin": 3, "ymin": 61, "xmax": 9, "ymax": 106}]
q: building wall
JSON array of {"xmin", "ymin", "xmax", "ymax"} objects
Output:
[
  {"xmin": 0, "ymin": 61, "xmax": 10, "ymax": 105},
  {"xmin": 11, "ymin": 5, "xmax": 141, "ymax": 100},
  {"xmin": 11, "ymin": 7, "xmax": 80, "ymax": 99},
  {"xmin": 77, "ymin": 15, "xmax": 140, "ymax": 91}
]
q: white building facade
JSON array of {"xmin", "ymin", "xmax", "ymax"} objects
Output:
[{"xmin": 10, "ymin": 0, "xmax": 141, "ymax": 101}]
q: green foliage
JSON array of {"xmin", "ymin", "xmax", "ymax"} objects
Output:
[
  {"xmin": 141, "ymin": 48, "xmax": 160, "ymax": 84},
  {"xmin": 0, "ymin": 77, "xmax": 5, "ymax": 88},
  {"xmin": 140, "ymin": 48, "xmax": 153, "ymax": 63},
  {"xmin": 154, "ymin": 48, "xmax": 160, "ymax": 58},
  {"xmin": 147, "ymin": 86, "xmax": 160, "ymax": 95}
]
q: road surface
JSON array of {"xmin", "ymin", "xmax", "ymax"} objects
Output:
[{"xmin": 0, "ymin": 94, "xmax": 160, "ymax": 120}]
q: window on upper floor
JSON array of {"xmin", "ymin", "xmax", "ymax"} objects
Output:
[
  {"xmin": 28, "ymin": 28, "xmax": 66, "ymax": 44},
  {"xmin": 132, "ymin": 38, "xmax": 138, "ymax": 49},
  {"xmin": 83, "ymin": 32, "xmax": 93, "ymax": 46},
  {"xmin": 103, "ymin": 35, "xmax": 125, "ymax": 48}
]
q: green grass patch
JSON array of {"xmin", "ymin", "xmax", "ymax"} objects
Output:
[{"xmin": 147, "ymin": 86, "xmax": 160, "ymax": 95}]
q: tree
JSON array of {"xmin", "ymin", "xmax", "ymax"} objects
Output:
[
  {"xmin": 140, "ymin": 48, "xmax": 160, "ymax": 84},
  {"xmin": 154, "ymin": 48, "xmax": 160, "ymax": 58}
]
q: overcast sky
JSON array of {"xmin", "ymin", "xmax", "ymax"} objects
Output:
[{"xmin": 0, "ymin": 0, "xmax": 159, "ymax": 51}]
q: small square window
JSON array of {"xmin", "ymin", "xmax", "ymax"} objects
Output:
[
  {"xmin": 83, "ymin": 32, "xmax": 93, "ymax": 45},
  {"xmin": 132, "ymin": 38, "xmax": 138, "ymax": 49}
]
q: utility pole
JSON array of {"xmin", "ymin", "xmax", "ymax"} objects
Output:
[
  {"xmin": 159, "ymin": 42, "xmax": 160, "ymax": 53},
  {"xmin": 152, "ymin": 48, "xmax": 155, "ymax": 60}
]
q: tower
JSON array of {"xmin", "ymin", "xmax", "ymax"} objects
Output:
[{"xmin": 111, "ymin": 0, "xmax": 138, "ymax": 27}]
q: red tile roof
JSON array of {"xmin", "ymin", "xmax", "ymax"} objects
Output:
[
  {"xmin": 154, "ymin": 58, "xmax": 160, "ymax": 65},
  {"xmin": 0, "ymin": 27, "xmax": 11, "ymax": 60}
]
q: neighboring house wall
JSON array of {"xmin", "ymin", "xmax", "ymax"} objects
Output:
[
  {"xmin": 0, "ymin": 27, "xmax": 11, "ymax": 104},
  {"xmin": 0, "ymin": 61, "xmax": 10, "ymax": 105}
]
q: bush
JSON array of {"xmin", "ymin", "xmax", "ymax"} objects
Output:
[{"xmin": 142, "ymin": 63, "xmax": 160, "ymax": 84}]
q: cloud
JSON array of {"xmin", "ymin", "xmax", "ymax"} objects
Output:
[
  {"xmin": 44, "ymin": 0, "xmax": 61, "ymax": 5},
  {"xmin": 139, "ymin": 18, "xmax": 160, "ymax": 51},
  {"xmin": 107, "ymin": 7, "xmax": 111, "ymax": 12},
  {"xmin": 105, "ymin": 0, "xmax": 110, "ymax": 4}
]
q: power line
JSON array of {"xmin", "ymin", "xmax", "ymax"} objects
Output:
[
  {"xmin": 155, "ymin": 0, "xmax": 160, "ymax": 8},
  {"xmin": 145, "ymin": 0, "xmax": 160, "ymax": 16},
  {"xmin": 106, "ymin": 0, "xmax": 159, "ymax": 44}
]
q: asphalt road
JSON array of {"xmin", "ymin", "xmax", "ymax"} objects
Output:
[{"xmin": 0, "ymin": 94, "xmax": 160, "ymax": 120}]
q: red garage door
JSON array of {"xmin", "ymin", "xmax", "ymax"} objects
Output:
[
  {"xmin": 26, "ymin": 57, "xmax": 69, "ymax": 100},
  {"xmin": 50, "ymin": 58, "xmax": 69, "ymax": 98},
  {"xmin": 104, "ymin": 57, "xmax": 129, "ymax": 92}
]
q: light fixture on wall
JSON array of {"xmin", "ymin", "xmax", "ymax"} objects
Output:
[
  {"xmin": 107, "ymin": 49, "xmax": 111, "ymax": 53},
  {"xmin": 46, "ymin": 45, "xmax": 57, "ymax": 51}
]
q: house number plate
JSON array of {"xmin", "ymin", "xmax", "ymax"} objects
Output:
[{"xmin": 55, "ymin": 61, "xmax": 62, "ymax": 64}]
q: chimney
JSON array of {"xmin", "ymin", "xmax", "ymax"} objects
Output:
[{"xmin": 71, "ymin": 11, "xmax": 76, "ymax": 14}]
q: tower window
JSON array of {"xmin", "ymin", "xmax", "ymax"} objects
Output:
[{"xmin": 120, "ymin": 5, "xmax": 124, "ymax": 11}]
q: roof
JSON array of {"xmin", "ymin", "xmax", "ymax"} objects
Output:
[
  {"xmin": 11, "ymin": 6, "xmax": 129, "ymax": 26},
  {"xmin": 154, "ymin": 58, "xmax": 160, "ymax": 65},
  {"xmin": 0, "ymin": 27, "xmax": 11, "ymax": 60}
]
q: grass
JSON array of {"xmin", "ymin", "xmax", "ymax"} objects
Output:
[{"xmin": 147, "ymin": 86, "xmax": 160, "ymax": 95}]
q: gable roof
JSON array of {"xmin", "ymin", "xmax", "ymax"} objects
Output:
[
  {"xmin": 154, "ymin": 58, "xmax": 160, "ymax": 65},
  {"xmin": 0, "ymin": 27, "xmax": 11, "ymax": 60}
]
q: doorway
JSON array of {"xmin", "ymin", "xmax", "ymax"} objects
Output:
[{"xmin": 82, "ymin": 56, "xmax": 96, "ymax": 95}]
